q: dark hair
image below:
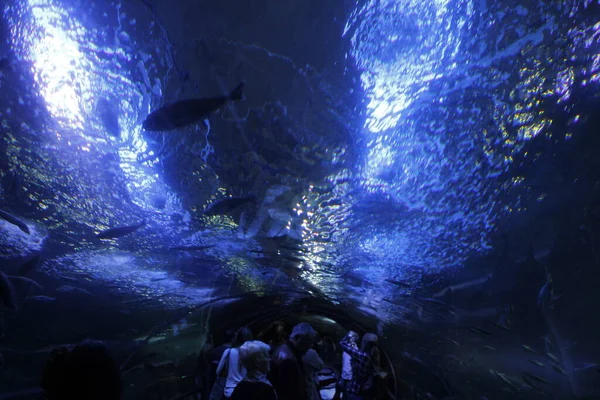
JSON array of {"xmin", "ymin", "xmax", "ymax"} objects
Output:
[
  {"xmin": 370, "ymin": 346, "xmax": 382, "ymax": 371},
  {"xmin": 224, "ymin": 328, "xmax": 236, "ymax": 343},
  {"xmin": 65, "ymin": 340, "xmax": 122, "ymax": 400},
  {"xmin": 361, "ymin": 333, "xmax": 378, "ymax": 353},
  {"xmin": 233, "ymin": 326, "xmax": 253, "ymax": 347},
  {"xmin": 259, "ymin": 321, "xmax": 288, "ymax": 347},
  {"xmin": 291, "ymin": 323, "xmax": 316, "ymax": 340}
]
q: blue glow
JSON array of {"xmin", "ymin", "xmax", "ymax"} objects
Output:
[
  {"xmin": 8, "ymin": 0, "xmax": 184, "ymax": 213},
  {"xmin": 341, "ymin": 0, "xmax": 574, "ymax": 277},
  {"xmin": 3, "ymin": 0, "xmax": 209, "ymax": 304},
  {"xmin": 51, "ymin": 250, "xmax": 215, "ymax": 307},
  {"xmin": 345, "ymin": 0, "xmax": 468, "ymax": 134},
  {"xmin": 20, "ymin": 0, "xmax": 91, "ymax": 130}
]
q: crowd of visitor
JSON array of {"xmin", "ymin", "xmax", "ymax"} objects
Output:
[{"xmin": 39, "ymin": 322, "xmax": 394, "ymax": 400}]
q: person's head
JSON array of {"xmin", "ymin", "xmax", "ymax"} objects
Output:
[
  {"xmin": 239, "ymin": 340, "xmax": 271, "ymax": 374},
  {"xmin": 224, "ymin": 328, "xmax": 236, "ymax": 344},
  {"xmin": 65, "ymin": 340, "xmax": 121, "ymax": 400},
  {"xmin": 348, "ymin": 331, "xmax": 359, "ymax": 343},
  {"xmin": 361, "ymin": 333, "xmax": 378, "ymax": 353},
  {"xmin": 233, "ymin": 326, "xmax": 254, "ymax": 347},
  {"xmin": 289, "ymin": 323, "xmax": 317, "ymax": 354},
  {"xmin": 272, "ymin": 321, "xmax": 288, "ymax": 344}
]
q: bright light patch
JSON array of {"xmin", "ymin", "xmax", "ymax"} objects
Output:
[
  {"xmin": 366, "ymin": 141, "xmax": 395, "ymax": 177},
  {"xmin": 23, "ymin": 0, "xmax": 92, "ymax": 130},
  {"xmin": 350, "ymin": 0, "xmax": 471, "ymax": 186},
  {"xmin": 5, "ymin": 0, "xmax": 194, "ymax": 305}
]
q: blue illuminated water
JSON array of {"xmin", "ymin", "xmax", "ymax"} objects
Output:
[{"xmin": 1, "ymin": 0, "xmax": 600, "ymax": 395}]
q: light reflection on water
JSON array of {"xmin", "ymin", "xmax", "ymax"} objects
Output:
[
  {"xmin": 0, "ymin": 0, "xmax": 598, "ymax": 318},
  {"xmin": 4, "ymin": 0, "xmax": 197, "ymax": 293},
  {"xmin": 7, "ymin": 0, "xmax": 186, "ymax": 213},
  {"xmin": 50, "ymin": 250, "xmax": 216, "ymax": 307},
  {"xmin": 339, "ymin": 0, "xmax": 596, "ymax": 280},
  {"xmin": 13, "ymin": 0, "xmax": 91, "ymax": 130}
]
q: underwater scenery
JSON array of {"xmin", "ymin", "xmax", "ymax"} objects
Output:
[{"xmin": 1, "ymin": 0, "xmax": 600, "ymax": 399}]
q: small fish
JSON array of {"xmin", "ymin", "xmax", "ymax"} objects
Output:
[
  {"xmin": 487, "ymin": 319, "xmax": 511, "ymax": 331},
  {"xmin": 169, "ymin": 293, "xmax": 193, "ymax": 299},
  {"xmin": 279, "ymin": 245, "xmax": 307, "ymax": 253},
  {"xmin": 544, "ymin": 352, "xmax": 560, "ymax": 364},
  {"xmin": 419, "ymin": 297, "xmax": 448, "ymax": 306},
  {"xmin": 7, "ymin": 275, "xmax": 44, "ymax": 292},
  {"xmin": 204, "ymin": 194, "xmax": 257, "ymax": 216},
  {"xmin": 0, "ymin": 209, "xmax": 30, "ymax": 234},
  {"xmin": 27, "ymin": 295, "xmax": 56, "ymax": 303},
  {"xmin": 0, "ymin": 272, "xmax": 18, "ymax": 311},
  {"xmin": 447, "ymin": 338, "xmax": 459, "ymax": 346},
  {"xmin": 523, "ymin": 345, "xmax": 540, "ymax": 355},
  {"xmin": 281, "ymin": 254, "xmax": 304, "ymax": 263},
  {"xmin": 552, "ymin": 365, "xmax": 567, "ymax": 375},
  {"xmin": 501, "ymin": 387, "xmax": 516, "ymax": 395},
  {"xmin": 530, "ymin": 360, "xmax": 545, "ymax": 368},
  {"xmin": 142, "ymin": 82, "xmax": 244, "ymax": 131},
  {"xmin": 444, "ymin": 309, "xmax": 458, "ymax": 317},
  {"xmin": 542, "ymin": 335, "xmax": 553, "ymax": 350},
  {"xmin": 18, "ymin": 253, "xmax": 42, "ymax": 276},
  {"xmin": 521, "ymin": 374, "xmax": 537, "ymax": 389},
  {"xmin": 524, "ymin": 372, "xmax": 549, "ymax": 384},
  {"xmin": 468, "ymin": 326, "xmax": 492, "ymax": 337},
  {"xmin": 383, "ymin": 298, "xmax": 401, "ymax": 306},
  {"xmin": 121, "ymin": 297, "xmax": 153, "ymax": 305},
  {"xmin": 97, "ymin": 219, "xmax": 146, "ymax": 239},
  {"xmin": 441, "ymin": 274, "xmax": 492, "ymax": 296},
  {"xmin": 385, "ymin": 279, "xmax": 411, "ymax": 288},
  {"xmin": 492, "ymin": 370, "xmax": 518, "ymax": 390},
  {"xmin": 168, "ymin": 245, "xmax": 214, "ymax": 251},
  {"xmin": 55, "ymin": 285, "xmax": 92, "ymax": 296},
  {"xmin": 150, "ymin": 277, "xmax": 168, "ymax": 282},
  {"xmin": 57, "ymin": 275, "xmax": 78, "ymax": 283},
  {"xmin": 484, "ymin": 345, "xmax": 496, "ymax": 351}
]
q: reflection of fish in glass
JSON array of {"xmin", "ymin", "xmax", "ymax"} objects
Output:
[
  {"xmin": 96, "ymin": 219, "xmax": 146, "ymax": 239},
  {"xmin": 142, "ymin": 82, "xmax": 244, "ymax": 131},
  {"xmin": 0, "ymin": 209, "xmax": 30, "ymax": 234}
]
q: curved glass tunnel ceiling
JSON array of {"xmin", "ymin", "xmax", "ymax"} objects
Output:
[{"xmin": 1, "ymin": 0, "xmax": 600, "ymax": 398}]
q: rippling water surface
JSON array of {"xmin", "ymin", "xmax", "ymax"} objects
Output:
[{"xmin": 1, "ymin": 0, "xmax": 600, "ymax": 394}]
